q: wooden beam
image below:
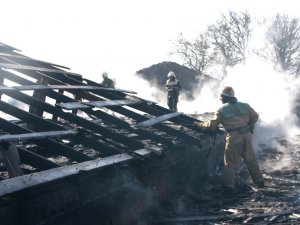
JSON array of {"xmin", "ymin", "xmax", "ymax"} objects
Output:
[
  {"xmin": 56, "ymin": 102, "xmax": 90, "ymax": 110},
  {"xmin": 0, "ymin": 62, "xmax": 79, "ymax": 76},
  {"xmin": 0, "ymin": 91, "xmax": 145, "ymax": 150},
  {"xmin": 84, "ymin": 99, "xmax": 141, "ymax": 108},
  {"xmin": 1, "ymin": 68, "xmax": 203, "ymax": 146},
  {"xmin": 0, "ymin": 85, "xmax": 137, "ymax": 94},
  {"xmin": 56, "ymin": 99, "xmax": 141, "ymax": 110},
  {"xmin": 0, "ymin": 148, "xmax": 152, "ymax": 197},
  {"xmin": 0, "ymin": 116, "xmax": 91, "ymax": 162},
  {"xmin": 0, "ymin": 52, "xmax": 70, "ymax": 70},
  {"xmin": 0, "ymin": 86, "xmax": 15, "ymax": 91},
  {"xmin": 0, "ymin": 130, "xmax": 77, "ymax": 143},
  {"xmin": 18, "ymin": 147, "xmax": 59, "ymax": 170},
  {"xmin": 0, "ymin": 42, "xmax": 21, "ymax": 52},
  {"xmin": 137, "ymin": 112, "xmax": 183, "ymax": 127}
]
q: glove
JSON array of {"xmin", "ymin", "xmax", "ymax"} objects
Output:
[
  {"xmin": 249, "ymin": 125, "xmax": 255, "ymax": 133},
  {"xmin": 193, "ymin": 121, "xmax": 204, "ymax": 128}
]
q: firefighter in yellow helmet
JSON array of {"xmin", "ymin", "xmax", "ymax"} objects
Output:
[
  {"xmin": 164, "ymin": 71, "xmax": 181, "ymax": 111},
  {"xmin": 194, "ymin": 86, "xmax": 264, "ymax": 194}
]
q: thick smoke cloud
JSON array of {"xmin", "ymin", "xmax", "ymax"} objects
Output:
[
  {"xmin": 122, "ymin": 56, "xmax": 300, "ymax": 172},
  {"xmin": 222, "ymin": 57, "xmax": 300, "ymax": 150}
]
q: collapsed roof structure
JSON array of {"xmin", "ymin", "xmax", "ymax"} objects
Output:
[{"xmin": 0, "ymin": 42, "xmax": 225, "ymax": 225}]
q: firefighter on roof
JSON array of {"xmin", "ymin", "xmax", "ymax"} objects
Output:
[
  {"xmin": 164, "ymin": 71, "xmax": 181, "ymax": 111},
  {"xmin": 101, "ymin": 72, "xmax": 115, "ymax": 88}
]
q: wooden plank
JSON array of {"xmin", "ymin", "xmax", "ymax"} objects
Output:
[
  {"xmin": 0, "ymin": 115, "xmax": 91, "ymax": 162},
  {"xmin": 18, "ymin": 147, "xmax": 59, "ymax": 170},
  {"xmin": 2, "ymin": 85, "xmax": 137, "ymax": 94},
  {"xmin": 0, "ymin": 130, "xmax": 77, "ymax": 143},
  {"xmin": 0, "ymin": 52, "xmax": 70, "ymax": 69},
  {"xmin": 137, "ymin": 112, "xmax": 183, "ymax": 127},
  {"xmin": 56, "ymin": 102, "xmax": 90, "ymax": 110},
  {"xmin": 126, "ymin": 95, "xmax": 157, "ymax": 105},
  {"xmin": 0, "ymin": 148, "xmax": 152, "ymax": 197},
  {"xmin": 84, "ymin": 99, "xmax": 141, "ymax": 108},
  {"xmin": 0, "ymin": 62, "xmax": 79, "ymax": 76},
  {"xmin": 13, "ymin": 85, "xmax": 99, "ymax": 90},
  {"xmin": 47, "ymin": 85, "xmax": 137, "ymax": 94},
  {"xmin": 0, "ymin": 62, "xmax": 73, "ymax": 74},
  {"xmin": 0, "ymin": 42, "xmax": 21, "ymax": 52},
  {"xmin": 0, "ymin": 86, "xmax": 14, "ymax": 91}
]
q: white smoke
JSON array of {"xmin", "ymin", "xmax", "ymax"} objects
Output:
[
  {"xmin": 121, "ymin": 56, "xmax": 300, "ymax": 170},
  {"xmin": 177, "ymin": 77, "xmax": 221, "ymax": 114},
  {"xmin": 222, "ymin": 57, "xmax": 300, "ymax": 151},
  {"xmin": 176, "ymin": 56, "xmax": 300, "ymax": 173},
  {"xmin": 88, "ymin": 55, "xmax": 300, "ymax": 172}
]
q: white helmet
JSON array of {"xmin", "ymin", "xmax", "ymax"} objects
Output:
[
  {"xmin": 102, "ymin": 71, "xmax": 108, "ymax": 78},
  {"xmin": 221, "ymin": 86, "xmax": 235, "ymax": 97},
  {"xmin": 167, "ymin": 71, "xmax": 176, "ymax": 78}
]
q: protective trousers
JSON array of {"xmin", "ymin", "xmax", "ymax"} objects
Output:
[
  {"xmin": 167, "ymin": 91, "xmax": 178, "ymax": 112},
  {"xmin": 0, "ymin": 142, "xmax": 23, "ymax": 178},
  {"xmin": 223, "ymin": 132, "xmax": 263, "ymax": 190}
]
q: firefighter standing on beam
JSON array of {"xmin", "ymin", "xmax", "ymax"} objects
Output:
[
  {"xmin": 164, "ymin": 71, "xmax": 181, "ymax": 112},
  {"xmin": 101, "ymin": 72, "xmax": 115, "ymax": 88}
]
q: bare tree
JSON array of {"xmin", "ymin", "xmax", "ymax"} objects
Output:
[
  {"xmin": 207, "ymin": 11, "xmax": 252, "ymax": 75},
  {"xmin": 267, "ymin": 14, "xmax": 300, "ymax": 75},
  {"xmin": 171, "ymin": 33, "xmax": 217, "ymax": 75}
]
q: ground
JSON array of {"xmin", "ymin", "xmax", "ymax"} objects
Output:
[{"xmin": 151, "ymin": 135, "xmax": 300, "ymax": 225}]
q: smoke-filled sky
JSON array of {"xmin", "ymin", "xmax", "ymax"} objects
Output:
[{"xmin": 1, "ymin": 0, "xmax": 299, "ymax": 81}]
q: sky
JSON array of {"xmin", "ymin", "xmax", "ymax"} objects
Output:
[{"xmin": 1, "ymin": 0, "xmax": 299, "ymax": 84}]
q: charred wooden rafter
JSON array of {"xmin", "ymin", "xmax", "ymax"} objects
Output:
[
  {"xmin": 0, "ymin": 44, "xmax": 209, "ymax": 177},
  {"xmin": 0, "ymin": 69, "xmax": 175, "ymax": 147},
  {"xmin": 0, "ymin": 117, "xmax": 91, "ymax": 162}
]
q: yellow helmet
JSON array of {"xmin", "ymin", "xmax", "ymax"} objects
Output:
[
  {"xmin": 221, "ymin": 86, "xmax": 235, "ymax": 97},
  {"xmin": 102, "ymin": 72, "xmax": 108, "ymax": 78}
]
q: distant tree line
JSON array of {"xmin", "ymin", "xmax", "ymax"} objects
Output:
[{"xmin": 172, "ymin": 11, "xmax": 300, "ymax": 78}]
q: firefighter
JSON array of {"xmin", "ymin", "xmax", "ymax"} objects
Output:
[
  {"xmin": 101, "ymin": 72, "xmax": 115, "ymax": 88},
  {"xmin": 164, "ymin": 71, "xmax": 181, "ymax": 111},
  {"xmin": 194, "ymin": 86, "xmax": 264, "ymax": 194}
]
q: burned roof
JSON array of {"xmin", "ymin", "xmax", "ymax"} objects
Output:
[{"xmin": 0, "ymin": 42, "xmax": 210, "ymax": 187}]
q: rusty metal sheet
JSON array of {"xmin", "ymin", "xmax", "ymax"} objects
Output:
[
  {"xmin": 84, "ymin": 99, "xmax": 141, "ymax": 108},
  {"xmin": 56, "ymin": 102, "xmax": 91, "ymax": 110},
  {"xmin": 0, "ymin": 130, "xmax": 77, "ymax": 143},
  {"xmin": 137, "ymin": 112, "xmax": 183, "ymax": 127}
]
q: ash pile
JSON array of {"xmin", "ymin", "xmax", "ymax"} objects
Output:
[{"xmin": 153, "ymin": 135, "xmax": 300, "ymax": 225}]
